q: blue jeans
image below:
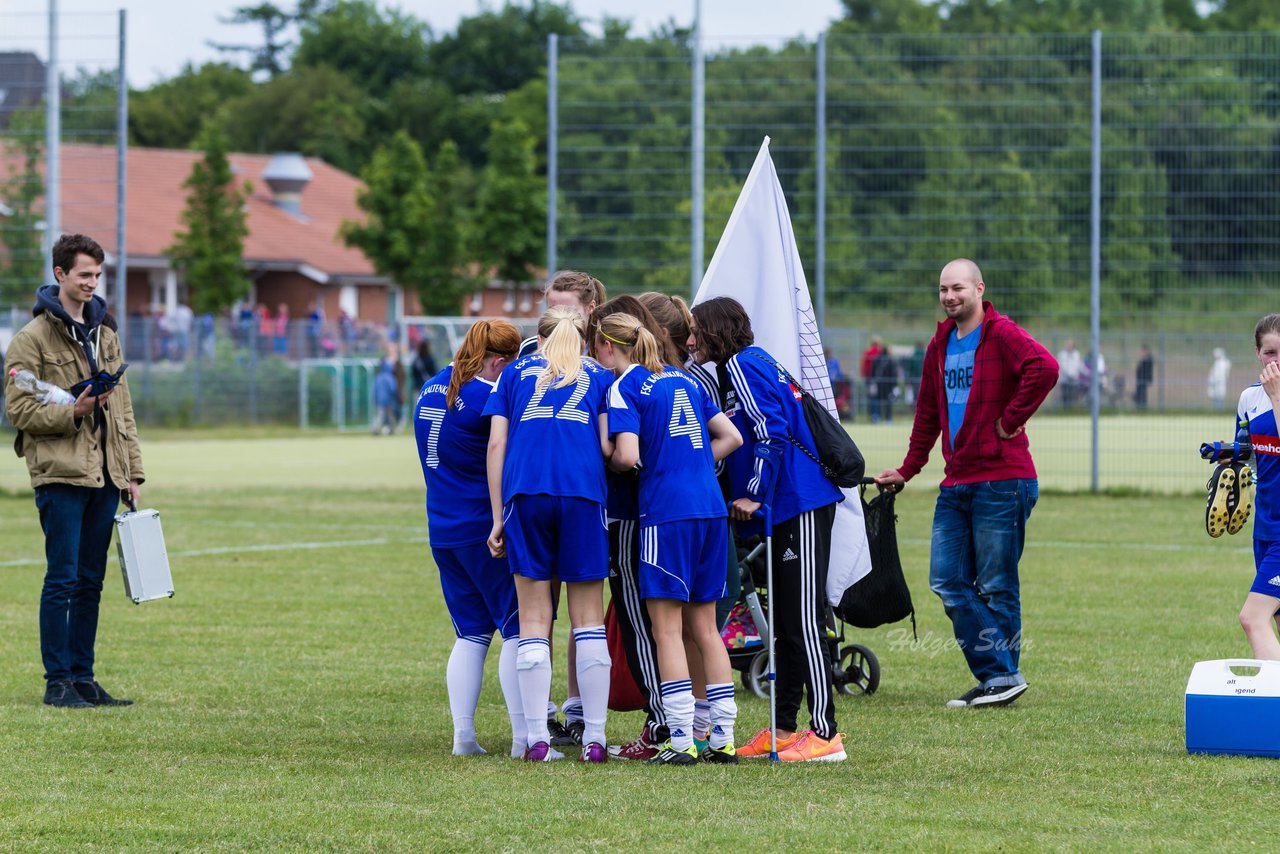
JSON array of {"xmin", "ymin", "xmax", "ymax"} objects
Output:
[
  {"xmin": 35, "ymin": 482, "xmax": 121, "ymax": 683},
  {"xmin": 929, "ymin": 479, "xmax": 1038, "ymax": 688}
]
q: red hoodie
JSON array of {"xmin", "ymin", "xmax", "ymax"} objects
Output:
[{"xmin": 896, "ymin": 302, "xmax": 1058, "ymax": 487}]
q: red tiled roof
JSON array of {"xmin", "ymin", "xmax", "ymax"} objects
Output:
[{"xmin": 2, "ymin": 143, "xmax": 376, "ymax": 278}]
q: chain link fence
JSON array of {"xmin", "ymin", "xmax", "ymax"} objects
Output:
[{"xmin": 552, "ymin": 30, "xmax": 1280, "ymax": 492}]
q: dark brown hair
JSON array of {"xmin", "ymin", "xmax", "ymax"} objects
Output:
[
  {"xmin": 52, "ymin": 233, "xmax": 104, "ymax": 274},
  {"xmin": 689, "ymin": 296, "xmax": 754, "ymax": 365}
]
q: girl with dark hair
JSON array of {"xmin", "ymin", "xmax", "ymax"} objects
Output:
[
  {"xmin": 415, "ymin": 319, "xmax": 523, "ymax": 756},
  {"xmin": 484, "ymin": 306, "xmax": 615, "ymax": 763},
  {"xmin": 598, "ymin": 312, "xmax": 743, "ymax": 764},
  {"xmin": 689, "ymin": 296, "xmax": 847, "ymax": 763}
]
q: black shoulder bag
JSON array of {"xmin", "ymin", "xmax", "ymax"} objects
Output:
[{"xmin": 741, "ymin": 351, "xmax": 865, "ymax": 488}]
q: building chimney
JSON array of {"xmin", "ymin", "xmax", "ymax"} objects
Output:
[{"xmin": 262, "ymin": 152, "xmax": 312, "ymax": 216}]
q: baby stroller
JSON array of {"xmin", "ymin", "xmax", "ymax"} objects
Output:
[{"xmin": 721, "ymin": 537, "xmax": 880, "ymax": 700}]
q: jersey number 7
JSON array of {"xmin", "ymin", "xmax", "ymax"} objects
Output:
[{"xmin": 417, "ymin": 405, "xmax": 445, "ymax": 469}]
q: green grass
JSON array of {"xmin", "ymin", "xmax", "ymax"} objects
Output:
[{"xmin": 0, "ymin": 432, "xmax": 1271, "ymax": 851}]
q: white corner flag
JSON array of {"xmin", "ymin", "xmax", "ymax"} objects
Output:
[{"xmin": 693, "ymin": 137, "xmax": 872, "ymax": 605}]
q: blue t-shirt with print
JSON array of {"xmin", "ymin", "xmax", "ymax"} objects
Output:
[{"xmin": 945, "ymin": 325, "xmax": 982, "ymax": 447}]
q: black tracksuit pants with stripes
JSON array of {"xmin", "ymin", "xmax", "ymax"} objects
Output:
[
  {"xmin": 770, "ymin": 503, "xmax": 839, "ymax": 740},
  {"xmin": 608, "ymin": 520, "xmax": 667, "ymax": 738}
]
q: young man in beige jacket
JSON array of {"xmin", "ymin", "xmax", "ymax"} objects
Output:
[{"xmin": 4, "ymin": 233, "xmax": 144, "ymax": 708}]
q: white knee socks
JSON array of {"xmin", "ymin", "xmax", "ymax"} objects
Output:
[
  {"xmin": 516, "ymin": 637, "xmax": 552, "ymax": 748},
  {"xmin": 706, "ymin": 682, "xmax": 737, "ymax": 750},
  {"xmin": 572, "ymin": 626, "xmax": 611, "ymax": 748},
  {"xmin": 694, "ymin": 697, "xmax": 711, "ymax": 741},
  {"xmin": 498, "ymin": 637, "xmax": 527, "ymax": 758},
  {"xmin": 447, "ymin": 637, "xmax": 491, "ymax": 755},
  {"xmin": 661, "ymin": 679, "xmax": 695, "ymax": 751}
]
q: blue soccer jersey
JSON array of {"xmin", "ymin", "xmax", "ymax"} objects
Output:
[
  {"xmin": 609, "ymin": 364, "xmax": 726, "ymax": 524},
  {"xmin": 1240, "ymin": 383, "xmax": 1280, "ymax": 542},
  {"xmin": 722, "ymin": 346, "xmax": 843, "ymax": 534},
  {"xmin": 415, "ymin": 366, "xmax": 496, "ymax": 549},
  {"xmin": 483, "ymin": 353, "xmax": 612, "ymax": 503}
]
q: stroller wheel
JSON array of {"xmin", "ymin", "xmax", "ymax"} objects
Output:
[
  {"xmin": 837, "ymin": 644, "xmax": 880, "ymax": 695},
  {"xmin": 742, "ymin": 650, "xmax": 770, "ymax": 699}
]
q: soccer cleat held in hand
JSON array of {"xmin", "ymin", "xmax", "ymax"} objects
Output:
[
  {"xmin": 1205, "ymin": 462, "xmax": 1235, "ymax": 539},
  {"xmin": 1228, "ymin": 462, "xmax": 1254, "ymax": 536}
]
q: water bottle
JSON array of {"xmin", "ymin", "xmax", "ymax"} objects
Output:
[
  {"xmin": 6, "ymin": 368, "xmax": 76, "ymax": 405},
  {"xmin": 1236, "ymin": 418, "xmax": 1253, "ymax": 462}
]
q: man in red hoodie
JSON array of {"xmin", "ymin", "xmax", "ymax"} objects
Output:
[{"xmin": 875, "ymin": 258, "xmax": 1058, "ymax": 708}]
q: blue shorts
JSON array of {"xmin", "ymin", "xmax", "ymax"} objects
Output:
[
  {"xmin": 639, "ymin": 517, "xmax": 728, "ymax": 603},
  {"xmin": 432, "ymin": 542, "xmax": 519, "ymax": 640},
  {"xmin": 1251, "ymin": 540, "xmax": 1280, "ymax": 599},
  {"xmin": 505, "ymin": 494, "xmax": 609, "ymax": 583}
]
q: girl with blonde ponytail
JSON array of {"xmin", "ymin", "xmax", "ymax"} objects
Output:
[
  {"xmin": 639, "ymin": 291, "xmax": 743, "ymax": 656},
  {"xmin": 482, "ymin": 305, "xmax": 616, "ymax": 763},
  {"xmin": 600, "ymin": 311, "xmax": 744, "ymax": 765},
  {"xmin": 414, "ymin": 319, "xmax": 522, "ymax": 758}
]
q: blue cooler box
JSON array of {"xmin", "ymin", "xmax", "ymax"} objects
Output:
[{"xmin": 1185, "ymin": 659, "xmax": 1280, "ymax": 757}]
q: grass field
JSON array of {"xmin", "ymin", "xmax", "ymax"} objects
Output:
[{"xmin": 0, "ymin": 429, "xmax": 1271, "ymax": 851}]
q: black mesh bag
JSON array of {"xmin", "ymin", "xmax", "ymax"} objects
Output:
[{"xmin": 836, "ymin": 482, "xmax": 916, "ymax": 635}]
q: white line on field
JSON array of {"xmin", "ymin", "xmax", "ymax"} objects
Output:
[
  {"xmin": 899, "ymin": 537, "xmax": 1251, "ymax": 555},
  {"xmin": 0, "ymin": 536, "xmax": 430, "ymax": 568}
]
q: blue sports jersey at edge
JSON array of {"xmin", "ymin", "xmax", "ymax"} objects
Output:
[
  {"xmin": 609, "ymin": 364, "xmax": 725, "ymax": 524},
  {"xmin": 1240, "ymin": 383, "xmax": 1280, "ymax": 543},
  {"xmin": 721, "ymin": 346, "xmax": 842, "ymax": 535},
  {"xmin": 414, "ymin": 366, "xmax": 497, "ymax": 549},
  {"xmin": 482, "ymin": 353, "xmax": 613, "ymax": 504}
]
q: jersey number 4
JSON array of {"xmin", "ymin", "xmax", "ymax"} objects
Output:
[
  {"xmin": 519, "ymin": 369, "xmax": 591, "ymax": 424},
  {"xmin": 668, "ymin": 387, "xmax": 703, "ymax": 448}
]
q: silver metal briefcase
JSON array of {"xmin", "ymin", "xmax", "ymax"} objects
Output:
[{"xmin": 115, "ymin": 508, "xmax": 174, "ymax": 604}]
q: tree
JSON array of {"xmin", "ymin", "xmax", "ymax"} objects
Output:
[
  {"xmin": 0, "ymin": 110, "xmax": 45, "ymax": 306},
  {"xmin": 130, "ymin": 63, "xmax": 254, "ymax": 149},
  {"xmin": 209, "ymin": 1, "xmax": 329, "ymax": 79},
  {"xmin": 293, "ymin": 0, "xmax": 433, "ymax": 95},
  {"xmin": 212, "ymin": 65, "xmax": 368, "ymax": 172},
  {"xmin": 428, "ymin": 1, "xmax": 584, "ymax": 95},
  {"xmin": 470, "ymin": 119, "xmax": 545, "ymax": 285},
  {"xmin": 166, "ymin": 130, "xmax": 251, "ymax": 314},
  {"xmin": 419, "ymin": 141, "xmax": 474, "ymax": 314},
  {"xmin": 342, "ymin": 131, "xmax": 473, "ymax": 314}
]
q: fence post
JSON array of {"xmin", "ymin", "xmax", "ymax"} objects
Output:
[
  {"xmin": 1089, "ymin": 29, "xmax": 1102, "ymax": 493},
  {"xmin": 44, "ymin": 0, "xmax": 60, "ymax": 279},
  {"xmin": 816, "ymin": 31, "xmax": 827, "ymax": 336},
  {"xmin": 115, "ymin": 9, "xmax": 128, "ymax": 344},
  {"xmin": 690, "ymin": 0, "xmax": 705, "ymax": 298},
  {"xmin": 547, "ymin": 33, "xmax": 558, "ymax": 277}
]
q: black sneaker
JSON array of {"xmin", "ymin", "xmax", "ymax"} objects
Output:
[
  {"xmin": 547, "ymin": 717, "xmax": 576, "ymax": 747},
  {"xmin": 645, "ymin": 744, "xmax": 699, "ymax": 765},
  {"xmin": 699, "ymin": 744, "xmax": 739, "ymax": 765},
  {"xmin": 946, "ymin": 683, "xmax": 1028, "ymax": 708},
  {"xmin": 73, "ymin": 680, "xmax": 133, "ymax": 707},
  {"xmin": 43, "ymin": 679, "xmax": 93, "ymax": 709},
  {"xmin": 564, "ymin": 719, "xmax": 585, "ymax": 746}
]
